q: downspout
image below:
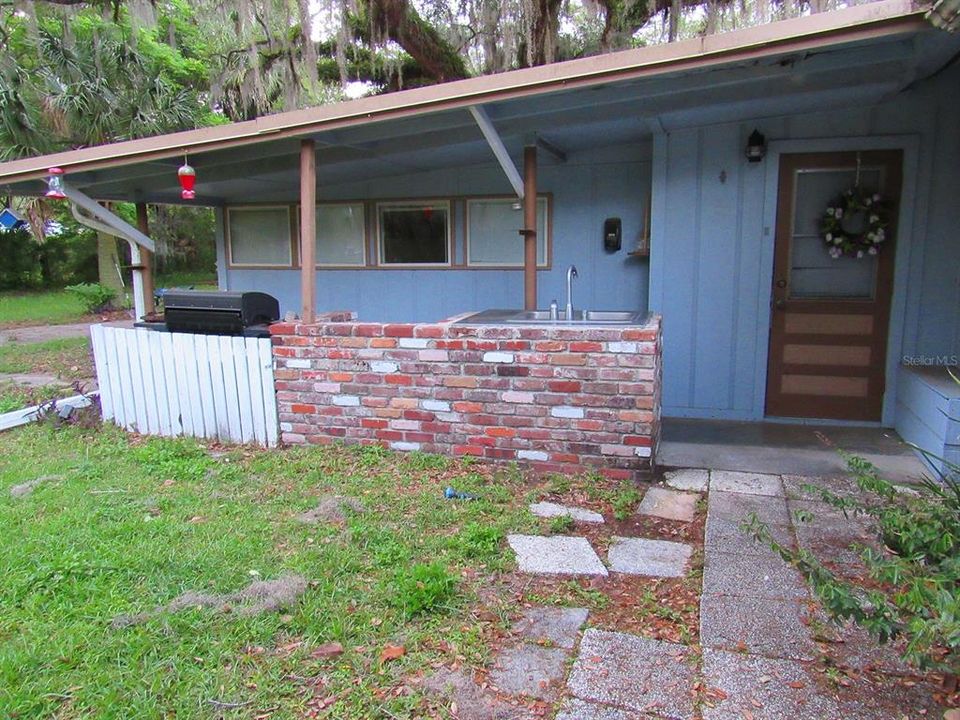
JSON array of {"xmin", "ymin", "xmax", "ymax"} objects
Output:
[{"xmin": 68, "ymin": 202, "xmax": 151, "ymax": 320}]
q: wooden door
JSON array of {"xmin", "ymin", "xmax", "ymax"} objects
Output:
[{"xmin": 765, "ymin": 150, "xmax": 902, "ymax": 421}]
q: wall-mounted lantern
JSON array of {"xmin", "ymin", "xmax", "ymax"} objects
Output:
[
  {"xmin": 745, "ymin": 129, "xmax": 767, "ymax": 163},
  {"xmin": 45, "ymin": 167, "xmax": 67, "ymax": 199}
]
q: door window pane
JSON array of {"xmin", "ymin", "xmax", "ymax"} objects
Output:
[
  {"xmin": 316, "ymin": 203, "xmax": 365, "ymax": 266},
  {"xmin": 378, "ymin": 202, "xmax": 450, "ymax": 265},
  {"xmin": 228, "ymin": 207, "xmax": 292, "ymax": 266},
  {"xmin": 789, "ymin": 169, "xmax": 881, "ymax": 299},
  {"xmin": 467, "ymin": 197, "xmax": 548, "ymax": 266}
]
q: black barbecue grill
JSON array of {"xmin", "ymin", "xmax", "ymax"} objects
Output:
[{"xmin": 154, "ymin": 290, "xmax": 280, "ymax": 337}]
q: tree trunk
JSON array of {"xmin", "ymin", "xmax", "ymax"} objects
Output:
[
  {"xmin": 526, "ymin": 0, "xmax": 562, "ymax": 66},
  {"xmin": 97, "ymin": 232, "xmax": 124, "ymax": 293},
  {"xmin": 365, "ymin": 0, "xmax": 469, "ymax": 81}
]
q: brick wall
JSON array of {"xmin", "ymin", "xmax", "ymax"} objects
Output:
[{"xmin": 270, "ymin": 312, "xmax": 662, "ymax": 479}]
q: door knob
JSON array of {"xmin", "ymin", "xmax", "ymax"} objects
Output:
[
  {"xmin": 776, "ymin": 279, "xmax": 787, "ymax": 288},
  {"xmin": 774, "ymin": 299, "xmax": 786, "ymax": 310}
]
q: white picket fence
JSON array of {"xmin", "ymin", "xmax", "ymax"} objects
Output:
[{"xmin": 90, "ymin": 324, "xmax": 279, "ymax": 446}]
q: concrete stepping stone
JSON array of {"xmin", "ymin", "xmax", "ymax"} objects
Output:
[
  {"xmin": 704, "ymin": 516, "xmax": 795, "ymax": 557},
  {"xmin": 554, "ymin": 698, "xmax": 645, "ymax": 720},
  {"xmin": 514, "ymin": 606, "xmax": 589, "ymax": 649},
  {"xmin": 701, "ymin": 648, "xmax": 841, "ymax": 719},
  {"xmin": 702, "ymin": 550, "xmax": 808, "ymax": 600},
  {"xmin": 710, "ymin": 470, "xmax": 783, "ymax": 497},
  {"xmin": 607, "ymin": 537, "xmax": 692, "ymax": 577},
  {"xmin": 700, "ymin": 595, "xmax": 818, "ymax": 661},
  {"xmin": 567, "ymin": 629, "xmax": 696, "ymax": 718},
  {"xmin": 636, "ymin": 486, "xmax": 698, "ymax": 522},
  {"xmin": 529, "ymin": 501, "xmax": 604, "ymax": 524},
  {"xmin": 488, "ymin": 644, "xmax": 568, "ymax": 700},
  {"xmin": 423, "ymin": 668, "xmax": 537, "ymax": 720},
  {"xmin": 663, "ymin": 468, "xmax": 709, "ymax": 493},
  {"xmin": 708, "ymin": 490, "xmax": 791, "ymax": 527},
  {"xmin": 507, "ymin": 535, "xmax": 608, "ymax": 576}
]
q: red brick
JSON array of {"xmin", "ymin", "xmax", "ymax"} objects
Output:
[
  {"xmin": 454, "ymin": 445, "xmax": 484, "ymax": 456},
  {"xmin": 535, "ymin": 341, "xmax": 565, "ymax": 352},
  {"xmin": 385, "ymin": 374, "xmax": 413, "ymax": 386},
  {"xmin": 548, "ymin": 380, "xmax": 581, "ymax": 393},
  {"xmin": 370, "ymin": 338, "xmax": 397, "ymax": 348},
  {"xmin": 384, "ymin": 324, "xmax": 415, "ymax": 337},
  {"xmin": 570, "ymin": 341, "xmax": 603, "ymax": 352},
  {"xmin": 414, "ymin": 325, "xmax": 444, "ymax": 338},
  {"xmin": 624, "ymin": 435, "xmax": 652, "ymax": 447},
  {"xmin": 452, "ymin": 401, "xmax": 483, "ymax": 413},
  {"xmin": 550, "ymin": 353, "xmax": 587, "ymax": 366},
  {"xmin": 329, "ymin": 372, "xmax": 354, "ymax": 382},
  {"xmin": 445, "ymin": 376, "xmax": 479, "ymax": 388},
  {"xmin": 485, "ymin": 427, "xmax": 516, "ymax": 438},
  {"xmin": 362, "ymin": 418, "xmax": 388, "ymax": 429},
  {"xmin": 290, "ymin": 403, "xmax": 316, "ymax": 414}
]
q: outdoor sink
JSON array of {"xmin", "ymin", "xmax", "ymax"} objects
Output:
[{"xmin": 455, "ymin": 309, "xmax": 648, "ymax": 326}]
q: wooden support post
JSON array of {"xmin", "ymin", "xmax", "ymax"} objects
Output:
[
  {"xmin": 135, "ymin": 202, "xmax": 155, "ymax": 315},
  {"xmin": 299, "ymin": 139, "xmax": 317, "ymax": 323},
  {"xmin": 523, "ymin": 145, "xmax": 538, "ymax": 311}
]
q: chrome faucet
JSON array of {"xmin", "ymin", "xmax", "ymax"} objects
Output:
[{"xmin": 565, "ymin": 265, "xmax": 578, "ymax": 319}]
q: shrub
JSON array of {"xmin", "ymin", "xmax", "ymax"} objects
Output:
[
  {"xmin": 745, "ymin": 450, "xmax": 960, "ymax": 674},
  {"xmin": 65, "ymin": 283, "xmax": 117, "ymax": 313},
  {"xmin": 388, "ymin": 562, "xmax": 456, "ymax": 617}
]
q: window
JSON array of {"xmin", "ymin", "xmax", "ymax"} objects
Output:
[
  {"xmin": 316, "ymin": 203, "xmax": 366, "ymax": 266},
  {"xmin": 227, "ymin": 207, "xmax": 293, "ymax": 266},
  {"xmin": 467, "ymin": 197, "xmax": 549, "ymax": 267},
  {"xmin": 378, "ymin": 201, "xmax": 450, "ymax": 265}
]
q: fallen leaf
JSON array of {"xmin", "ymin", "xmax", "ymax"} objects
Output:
[
  {"xmin": 943, "ymin": 710, "xmax": 960, "ymax": 720},
  {"xmin": 310, "ymin": 642, "xmax": 344, "ymax": 659},
  {"xmin": 787, "ymin": 681, "xmax": 806, "ymax": 689},
  {"xmin": 380, "ymin": 644, "xmax": 406, "ymax": 662}
]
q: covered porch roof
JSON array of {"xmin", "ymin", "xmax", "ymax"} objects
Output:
[{"xmin": 0, "ymin": 0, "xmax": 957, "ymax": 206}]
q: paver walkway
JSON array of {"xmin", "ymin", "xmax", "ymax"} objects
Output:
[
  {"xmin": 489, "ymin": 471, "xmax": 947, "ymax": 720},
  {"xmin": 0, "ymin": 321, "xmax": 93, "ymax": 345}
]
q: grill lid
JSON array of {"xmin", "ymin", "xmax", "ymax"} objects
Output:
[{"xmin": 163, "ymin": 290, "xmax": 280, "ymax": 335}]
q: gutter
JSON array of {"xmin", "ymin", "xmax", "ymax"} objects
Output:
[{"xmin": 0, "ymin": 0, "xmax": 925, "ymax": 186}]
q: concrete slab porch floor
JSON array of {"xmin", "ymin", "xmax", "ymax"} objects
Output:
[{"xmin": 659, "ymin": 418, "xmax": 928, "ymax": 484}]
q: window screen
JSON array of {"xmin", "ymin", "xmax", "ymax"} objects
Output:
[
  {"xmin": 228, "ymin": 207, "xmax": 292, "ymax": 266},
  {"xmin": 316, "ymin": 203, "xmax": 365, "ymax": 266},
  {"xmin": 467, "ymin": 197, "xmax": 548, "ymax": 266},
  {"xmin": 378, "ymin": 203, "xmax": 450, "ymax": 265}
]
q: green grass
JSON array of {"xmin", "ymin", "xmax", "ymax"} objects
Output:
[
  {"xmin": 0, "ymin": 337, "xmax": 93, "ymax": 380},
  {"xmin": 0, "ymin": 272, "xmax": 217, "ymax": 328},
  {"xmin": 0, "ymin": 290, "xmax": 89, "ymax": 327},
  {"xmin": 0, "ymin": 383, "xmax": 70, "ymax": 413},
  {"xmin": 0, "ymin": 427, "xmax": 536, "ymax": 718}
]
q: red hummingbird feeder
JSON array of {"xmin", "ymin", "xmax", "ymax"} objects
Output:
[{"xmin": 178, "ymin": 156, "xmax": 196, "ymax": 200}]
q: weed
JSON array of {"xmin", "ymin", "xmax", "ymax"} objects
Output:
[
  {"xmin": 546, "ymin": 473, "xmax": 572, "ymax": 495},
  {"xmin": 455, "ymin": 522, "xmax": 503, "ymax": 559},
  {"xmin": 611, "ymin": 482, "xmax": 642, "ymax": 521},
  {"xmin": 403, "ymin": 451, "xmax": 449, "ymax": 471},
  {"xmin": 549, "ymin": 515, "xmax": 575, "ymax": 534},
  {"xmin": 388, "ymin": 562, "xmax": 457, "ymax": 617},
  {"xmin": 132, "ymin": 437, "xmax": 212, "ymax": 482}
]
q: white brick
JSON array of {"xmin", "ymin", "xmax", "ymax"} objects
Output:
[
  {"xmin": 332, "ymin": 395, "xmax": 360, "ymax": 407},
  {"xmin": 607, "ymin": 342, "xmax": 638, "ymax": 353},
  {"xmin": 634, "ymin": 446, "xmax": 652, "ymax": 458},
  {"xmin": 285, "ymin": 358, "xmax": 311, "ymax": 369},
  {"xmin": 390, "ymin": 441, "xmax": 421, "ymax": 452},
  {"xmin": 422, "ymin": 400, "xmax": 450, "ymax": 412},
  {"xmin": 483, "ymin": 351, "xmax": 514, "ymax": 363},
  {"xmin": 398, "ymin": 338, "xmax": 429, "ymax": 349},
  {"xmin": 280, "ymin": 422, "xmax": 294, "ymax": 432},
  {"xmin": 370, "ymin": 360, "xmax": 399, "ymax": 373},
  {"xmin": 419, "ymin": 349, "xmax": 448, "ymax": 361},
  {"xmin": 503, "ymin": 391, "xmax": 534, "ymax": 403},
  {"xmin": 551, "ymin": 405, "xmax": 584, "ymax": 419},
  {"xmin": 518, "ymin": 450, "xmax": 549, "ymax": 461},
  {"xmin": 313, "ymin": 382, "xmax": 340, "ymax": 393}
]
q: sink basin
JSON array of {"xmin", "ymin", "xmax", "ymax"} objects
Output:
[{"xmin": 454, "ymin": 309, "xmax": 648, "ymax": 326}]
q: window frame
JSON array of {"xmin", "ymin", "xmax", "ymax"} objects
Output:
[
  {"xmin": 464, "ymin": 194, "xmax": 552, "ymax": 269},
  {"xmin": 226, "ymin": 205, "xmax": 296, "ymax": 269},
  {"xmin": 313, "ymin": 201, "xmax": 369, "ymax": 268},
  {"xmin": 376, "ymin": 199, "xmax": 453, "ymax": 268}
]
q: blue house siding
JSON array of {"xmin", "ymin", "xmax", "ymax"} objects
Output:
[
  {"xmin": 216, "ymin": 145, "xmax": 652, "ymax": 323},
  {"xmin": 650, "ymin": 65, "xmax": 960, "ymax": 424}
]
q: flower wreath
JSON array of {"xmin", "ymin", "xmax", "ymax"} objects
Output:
[{"xmin": 821, "ymin": 189, "xmax": 887, "ymax": 259}]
